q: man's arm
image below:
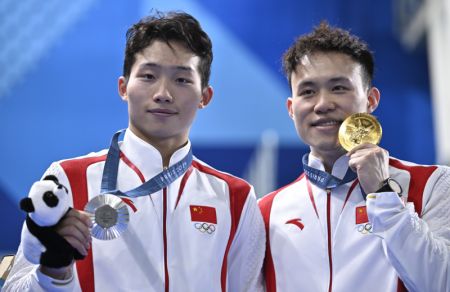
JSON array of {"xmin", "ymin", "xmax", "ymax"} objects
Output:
[
  {"xmin": 3, "ymin": 162, "xmax": 86, "ymax": 292},
  {"xmin": 227, "ymin": 188, "xmax": 266, "ymax": 292},
  {"xmin": 367, "ymin": 166, "xmax": 450, "ymax": 292},
  {"xmin": 2, "ymin": 242, "xmax": 77, "ymax": 292}
]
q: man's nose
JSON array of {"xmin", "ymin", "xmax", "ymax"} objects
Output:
[
  {"xmin": 153, "ymin": 80, "xmax": 173, "ymax": 103},
  {"xmin": 314, "ymin": 91, "xmax": 335, "ymax": 113}
]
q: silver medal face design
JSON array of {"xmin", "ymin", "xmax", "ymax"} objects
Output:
[{"xmin": 84, "ymin": 194, "xmax": 129, "ymax": 240}]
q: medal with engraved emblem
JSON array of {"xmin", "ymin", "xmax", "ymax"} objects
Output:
[
  {"xmin": 338, "ymin": 113, "xmax": 382, "ymax": 151},
  {"xmin": 84, "ymin": 194, "xmax": 129, "ymax": 240}
]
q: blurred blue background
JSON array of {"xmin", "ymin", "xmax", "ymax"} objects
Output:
[{"xmin": 0, "ymin": 0, "xmax": 434, "ymax": 259}]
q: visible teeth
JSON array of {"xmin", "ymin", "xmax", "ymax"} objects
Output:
[{"xmin": 318, "ymin": 121, "xmax": 337, "ymax": 126}]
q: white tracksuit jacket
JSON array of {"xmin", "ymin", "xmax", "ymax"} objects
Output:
[
  {"xmin": 4, "ymin": 129, "xmax": 265, "ymax": 292},
  {"xmin": 259, "ymin": 153, "xmax": 450, "ymax": 292}
]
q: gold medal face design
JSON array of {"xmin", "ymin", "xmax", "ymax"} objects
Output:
[
  {"xmin": 338, "ymin": 113, "xmax": 382, "ymax": 151},
  {"xmin": 84, "ymin": 194, "xmax": 129, "ymax": 240}
]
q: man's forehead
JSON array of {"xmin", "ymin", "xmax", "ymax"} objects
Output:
[
  {"xmin": 140, "ymin": 40, "xmax": 197, "ymax": 57},
  {"xmin": 293, "ymin": 53, "xmax": 363, "ymax": 77},
  {"xmin": 298, "ymin": 54, "xmax": 313, "ymax": 67},
  {"xmin": 297, "ymin": 52, "xmax": 359, "ymax": 66},
  {"xmin": 134, "ymin": 42, "xmax": 200, "ymax": 71}
]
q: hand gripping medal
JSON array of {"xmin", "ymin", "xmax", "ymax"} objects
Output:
[{"xmin": 338, "ymin": 113, "xmax": 382, "ymax": 151}]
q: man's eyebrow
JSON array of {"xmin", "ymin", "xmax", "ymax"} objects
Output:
[
  {"xmin": 296, "ymin": 80, "xmax": 316, "ymax": 88},
  {"xmin": 139, "ymin": 62, "xmax": 193, "ymax": 72},
  {"xmin": 139, "ymin": 62, "xmax": 159, "ymax": 69},
  {"xmin": 173, "ymin": 65, "xmax": 193, "ymax": 72},
  {"xmin": 328, "ymin": 76, "xmax": 351, "ymax": 83},
  {"xmin": 294, "ymin": 77, "xmax": 352, "ymax": 90}
]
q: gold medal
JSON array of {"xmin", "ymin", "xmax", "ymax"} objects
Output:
[{"xmin": 338, "ymin": 113, "xmax": 382, "ymax": 151}]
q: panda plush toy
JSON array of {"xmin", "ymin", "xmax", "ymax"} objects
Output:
[{"xmin": 20, "ymin": 175, "xmax": 85, "ymax": 268}]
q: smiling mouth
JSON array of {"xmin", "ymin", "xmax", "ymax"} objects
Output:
[
  {"xmin": 312, "ymin": 119, "xmax": 342, "ymax": 127},
  {"xmin": 147, "ymin": 109, "xmax": 177, "ymax": 116}
]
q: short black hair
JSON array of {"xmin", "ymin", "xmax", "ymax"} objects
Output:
[
  {"xmin": 283, "ymin": 21, "xmax": 374, "ymax": 88},
  {"xmin": 123, "ymin": 11, "xmax": 213, "ymax": 88}
]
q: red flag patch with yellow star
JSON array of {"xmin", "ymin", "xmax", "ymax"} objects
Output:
[
  {"xmin": 190, "ymin": 205, "xmax": 217, "ymax": 224},
  {"xmin": 356, "ymin": 206, "xmax": 369, "ymax": 224}
]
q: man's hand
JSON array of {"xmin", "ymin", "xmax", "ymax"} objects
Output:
[
  {"xmin": 347, "ymin": 143, "xmax": 390, "ymax": 194},
  {"xmin": 40, "ymin": 209, "xmax": 92, "ymax": 279},
  {"xmin": 55, "ymin": 209, "xmax": 92, "ymax": 257}
]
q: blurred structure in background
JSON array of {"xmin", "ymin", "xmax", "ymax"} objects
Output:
[
  {"xmin": 0, "ymin": 0, "xmax": 97, "ymax": 98},
  {"xmin": 394, "ymin": 0, "xmax": 450, "ymax": 165},
  {"xmin": 244, "ymin": 130, "xmax": 279, "ymax": 198},
  {"xmin": 0, "ymin": 0, "xmax": 447, "ymax": 262}
]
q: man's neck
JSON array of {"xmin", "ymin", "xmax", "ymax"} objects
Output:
[
  {"xmin": 129, "ymin": 127, "xmax": 188, "ymax": 167},
  {"xmin": 310, "ymin": 148, "xmax": 346, "ymax": 173},
  {"xmin": 149, "ymin": 139, "xmax": 188, "ymax": 167}
]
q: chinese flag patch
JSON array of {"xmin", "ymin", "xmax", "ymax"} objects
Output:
[
  {"xmin": 190, "ymin": 205, "xmax": 217, "ymax": 224},
  {"xmin": 355, "ymin": 206, "xmax": 369, "ymax": 224}
]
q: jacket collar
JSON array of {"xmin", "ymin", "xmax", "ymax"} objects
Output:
[
  {"xmin": 120, "ymin": 129, "xmax": 191, "ymax": 181},
  {"xmin": 308, "ymin": 153, "xmax": 350, "ymax": 180}
]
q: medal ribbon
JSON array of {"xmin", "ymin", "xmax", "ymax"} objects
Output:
[
  {"xmin": 100, "ymin": 129, "xmax": 193, "ymax": 197},
  {"xmin": 302, "ymin": 153, "xmax": 357, "ymax": 190}
]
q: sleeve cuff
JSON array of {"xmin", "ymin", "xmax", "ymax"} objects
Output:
[
  {"xmin": 366, "ymin": 191, "xmax": 415, "ymax": 236},
  {"xmin": 34, "ymin": 266, "xmax": 75, "ymax": 290}
]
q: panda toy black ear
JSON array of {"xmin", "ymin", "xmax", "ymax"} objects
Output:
[
  {"xmin": 43, "ymin": 175, "xmax": 59, "ymax": 184},
  {"xmin": 20, "ymin": 198, "xmax": 35, "ymax": 213}
]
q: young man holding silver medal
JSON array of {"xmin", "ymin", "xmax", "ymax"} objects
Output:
[
  {"xmin": 4, "ymin": 11, "xmax": 265, "ymax": 291},
  {"xmin": 259, "ymin": 22, "xmax": 450, "ymax": 291}
]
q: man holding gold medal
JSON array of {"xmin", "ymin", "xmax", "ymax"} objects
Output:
[
  {"xmin": 259, "ymin": 22, "xmax": 450, "ymax": 292},
  {"xmin": 4, "ymin": 11, "xmax": 265, "ymax": 291}
]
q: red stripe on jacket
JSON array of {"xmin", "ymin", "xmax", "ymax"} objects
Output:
[
  {"xmin": 60, "ymin": 152, "xmax": 146, "ymax": 292},
  {"xmin": 389, "ymin": 158, "xmax": 437, "ymax": 215},
  {"xmin": 389, "ymin": 158, "xmax": 437, "ymax": 292},
  {"xmin": 258, "ymin": 173, "xmax": 305, "ymax": 292},
  {"xmin": 61, "ymin": 155, "xmax": 107, "ymax": 292},
  {"xmin": 191, "ymin": 160, "xmax": 251, "ymax": 292}
]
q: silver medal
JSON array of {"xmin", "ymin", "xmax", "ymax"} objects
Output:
[{"xmin": 84, "ymin": 194, "xmax": 129, "ymax": 240}]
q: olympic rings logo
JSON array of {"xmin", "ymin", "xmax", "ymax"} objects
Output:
[
  {"xmin": 194, "ymin": 222, "xmax": 216, "ymax": 234},
  {"xmin": 357, "ymin": 222, "xmax": 373, "ymax": 234}
]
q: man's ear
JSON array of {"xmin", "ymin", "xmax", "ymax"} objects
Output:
[
  {"xmin": 367, "ymin": 87, "xmax": 380, "ymax": 113},
  {"xmin": 198, "ymin": 86, "xmax": 214, "ymax": 109},
  {"xmin": 286, "ymin": 97, "xmax": 294, "ymax": 119},
  {"xmin": 118, "ymin": 76, "xmax": 128, "ymax": 101}
]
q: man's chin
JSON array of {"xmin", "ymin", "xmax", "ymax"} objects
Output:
[{"xmin": 310, "ymin": 142, "xmax": 345, "ymax": 153}]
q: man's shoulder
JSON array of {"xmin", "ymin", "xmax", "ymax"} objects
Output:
[
  {"xmin": 388, "ymin": 157, "xmax": 440, "ymax": 178},
  {"xmin": 57, "ymin": 149, "xmax": 109, "ymax": 171},
  {"xmin": 191, "ymin": 158, "xmax": 252, "ymax": 192},
  {"xmin": 389, "ymin": 157, "xmax": 436, "ymax": 169},
  {"xmin": 388, "ymin": 157, "xmax": 450, "ymax": 214},
  {"xmin": 258, "ymin": 173, "xmax": 305, "ymax": 207}
]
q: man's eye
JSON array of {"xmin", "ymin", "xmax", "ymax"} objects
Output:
[
  {"xmin": 142, "ymin": 74, "xmax": 155, "ymax": 80},
  {"xmin": 176, "ymin": 78, "xmax": 191, "ymax": 84},
  {"xmin": 333, "ymin": 85, "xmax": 348, "ymax": 91},
  {"xmin": 299, "ymin": 89, "xmax": 314, "ymax": 96}
]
